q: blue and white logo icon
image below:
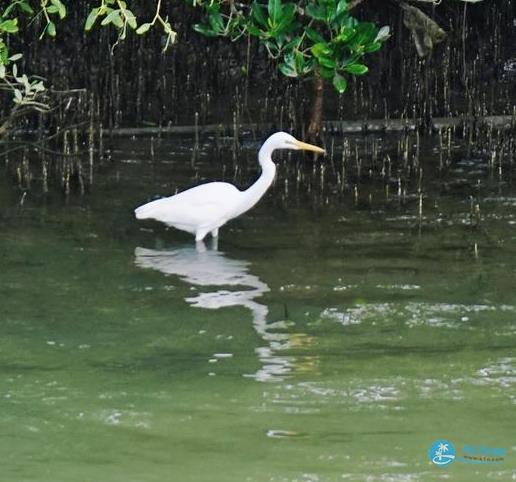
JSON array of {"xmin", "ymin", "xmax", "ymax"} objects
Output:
[{"xmin": 428, "ymin": 439, "xmax": 456, "ymax": 467}]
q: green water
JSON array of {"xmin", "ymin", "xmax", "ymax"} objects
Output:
[{"xmin": 0, "ymin": 136, "xmax": 515, "ymax": 481}]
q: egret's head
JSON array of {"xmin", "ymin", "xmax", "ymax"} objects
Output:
[{"xmin": 265, "ymin": 131, "xmax": 325, "ymax": 154}]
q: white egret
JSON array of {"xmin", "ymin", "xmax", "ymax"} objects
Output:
[{"xmin": 134, "ymin": 131, "xmax": 325, "ymax": 241}]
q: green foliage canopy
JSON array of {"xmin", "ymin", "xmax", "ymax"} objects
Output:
[
  {"xmin": 193, "ymin": 0, "xmax": 390, "ymax": 93},
  {"xmin": 1, "ymin": 1, "xmax": 390, "ymax": 96},
  {"xmin": 0, "ymin": 0, "xmax": 392, "ymax": 124},
  {"xmin": 0, "ymin": 0, "xmax": 177, "ymax": 110}
]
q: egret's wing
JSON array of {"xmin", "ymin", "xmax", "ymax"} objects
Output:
[{"xmin": 135, "ymin": 182, "xmax": 240, "ymax": 229}]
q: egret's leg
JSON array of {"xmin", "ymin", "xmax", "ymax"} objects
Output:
[
  {"xmin": 211, "ymin": 228, "xmax": 219, "ymax": 238},
  {"xmin": 195, "ymin": 240, "xmax": 207, "ymax": 253},
  {"xmin": 195, "ymin": 229, "xmax": 209, "ymax": 242}
]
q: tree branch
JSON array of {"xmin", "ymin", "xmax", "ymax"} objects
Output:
[{"xmin": 348, "ymin": 0, "xmax": 367, "ymax": 10}]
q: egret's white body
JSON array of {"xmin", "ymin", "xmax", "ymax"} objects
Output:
[{"xmin": 134, "ymin": 132, "xmax": 324, "ymax": 241}]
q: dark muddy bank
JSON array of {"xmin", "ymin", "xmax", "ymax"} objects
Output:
[{"xmin": 12, "ymin": 0, "xmax": 516, "ymax": 130}]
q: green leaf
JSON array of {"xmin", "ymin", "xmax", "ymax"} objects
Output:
[
  {"xmin": 330, "ymin": 0, "xmax": 350, "ymax": 24},
  {"xmin": 345, "ymin": 63, "xmax": 368, "ymax": 75},
  {"xmin": 85, "ymin": 8, "xmax": 99, "ymax": 31},
  {"xmin": 124, "ymin": 9, "xmax": 137, "ymax": 29},
  {"xmin": 0, "ymin": 48, "xmax": 8, "ymax": 65},
  {"xmin": 283, "ymin": 51, "xmax": 297, "ymax": 71},
  {"xmin": 278, "ymin": 62, "xmax": 297, "ymax": 78},
  {"xmin": 268, "ymin": 0, "xmax": 282, "ymax": 25},
  {"xmin": 303, "ymin": 58, "xmax": 317, "ymax": 74},
  {"xmin": 311, "ymin": 42, "xmax": 332, "ymax": 59},
  {"xmin": 364, "ymin": 41, "xmax": 382, "ymax": 53},
  {"xmin": 102, "ymin": 6, "xmax": 114, "ymax": 14},
  {"xmin": 112, "ymin": 12, "xmax": 124, "ymax": 28},
  {"xmin": 319, "ymin": 67, "xmax": 334, "ymax": 80},
  {"xmin": 8, "ymin": 53, "xmax": 23, "ymax": 62},
  {"xmin": 332, "ymin": 72, "xmax": 347, "ymax": 93},
  {"xmin": 3, "ymin": 1, "xmax": 34, "ymax": 16},
  {"xmin": 50, "ymin": 0, "xmax": 66, "ymax": 19},
  {"xmin": 136, "ymin": 22, "xmax": 152, "ymax": 35},
  {"xmin": 354, "ymin": 22, "xmax": 376, "ymax": 45},
  {"xmin": 306, "ymin": 28, "xmax": 325, "ymax": 44},
  {"xmin": 251, "ymin": 2, "xmax": 267, "ymax": 28},
  {"xmin": 208, "ymin": 10, "xmax": 224, "ymax": 34},
  {"xmin": 32, "ymin": 81, "xmax": 45, "ymax": 92},
  {"xmin": 19, "ymin": 2, "xmax": 34, "ymax": 14},
  {"xmin": 305, "ymin": 4, "xmax": 326, "ymax": 21},
  {"xmin": 335, "ymin": 26, "xmax": 355, "ymax": 43},
  {"xmin": 47, "ymin": 21, "xmax": 56, "ymax": 37},
  {"xmin": 336, "ymin": 0, "xmax": 348, "ymax": 17},
  {"xmin": 193, "ymin": 23, "xmax": 217, "ymax": 37},
  {"xmin": 375, "ymin": 25, "xmax": 390, "ymax": 43},
  {"xmin": 47, "ymin": 5, "xmax": 59, "ymax": 14},
  {"xmin": 277, "ymin": 3, "xmax": 295, "ymax": 32},
  {"xmin": 318, "ymin": 56, "xmax": 336, "ymax": 69},
  {"xmin": 2, "ymin": 2, "xmax": 16, "ymax": 17},
  {"xmin": 246, "ymin": 24, "xmax": 262, "ymax": 37},
  {"xmin": 282, "ymin": 37, "xmax": 299, "ymax": 50},
  {"xmin": 101, "ymin": 10, "xmax": 123, "ymax": 28},
  {"xmin": 295, "ymin": 50, "xmax": 305, "ymax": 73},
  {"xmin": 345, "ymin": 16, "xmax": 358, "ymax": 29},
  {"xmin": 0, "ymin": 19, "xmax": 19, "ymax": 34},
  {"xmin": 162, "ymin": 21, "xmax": 174, "ymax": 35}
]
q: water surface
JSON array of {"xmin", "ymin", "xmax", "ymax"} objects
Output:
[{"xmin": 0, "ymin": 135, "xmax": 514, "ymax": 481}]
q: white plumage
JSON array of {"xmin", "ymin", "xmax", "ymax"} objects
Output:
[
  {"xmin": 135, "ymin": 182, "xmax": 240, "ymax": 239},
  {"xmin": 134, "ymin": 132, "xmax": 325, "ymax": 242}
]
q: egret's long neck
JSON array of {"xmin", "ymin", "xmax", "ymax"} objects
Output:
[{"xmin": 235, "ymin": 143, "xmax": 277, "ymax": 216}]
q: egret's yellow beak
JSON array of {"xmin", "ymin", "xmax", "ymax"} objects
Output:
[{"xmin": 294, "ymin": 139, "xmax": 326, "ymax": 154}]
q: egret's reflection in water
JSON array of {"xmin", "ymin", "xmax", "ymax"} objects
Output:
[{"xmin": 134, "ymin": 242, "xmax": 306, "ymax": 381}]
